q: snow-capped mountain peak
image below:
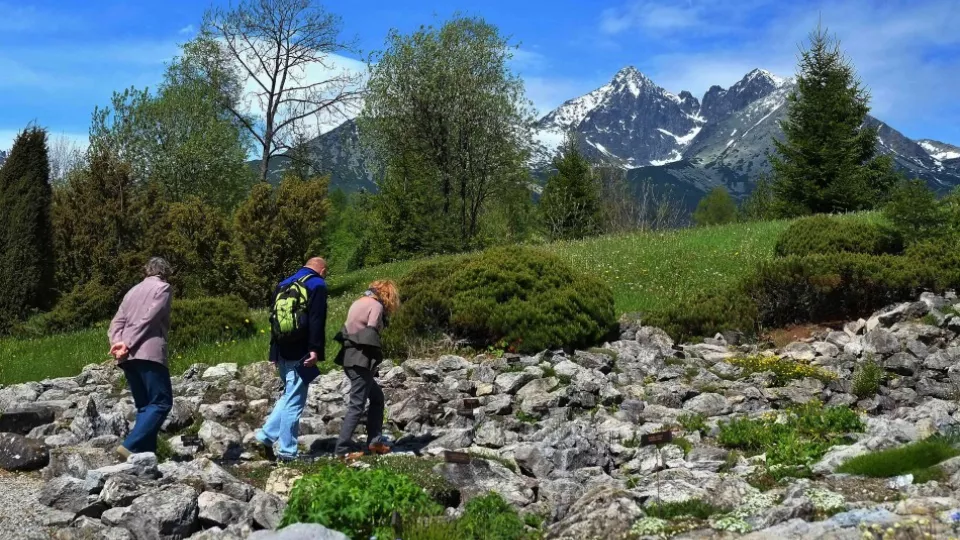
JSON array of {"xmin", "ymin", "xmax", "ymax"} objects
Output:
[{"xmin": 918, "ymin": 139, "xmax": 960, "ymax": 162}]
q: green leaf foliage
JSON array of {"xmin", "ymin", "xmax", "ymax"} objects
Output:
[
  {"xmin": 168, "ymin": 295, "xmax": 255, "ymax": 352},
  {"xmin": 0, "ymin": 127, "xmax": 56, "ymax": 330},
  {"xmin": 360, "ymin": 14, "xmax": 536, "ymax": 257},
  {"xmin": 692, "ymin": 186, "xmax": 738, "ymax": 227},
  {"xmin": 836, "ymin": 437, "xmax": 960, "ymax": 481},
  {"xmin": 883, "ymin": 179, "xmax": 952, "ymax": 245},
  {"xmin": 540, "ymin": 132, "xmax": 603, "ymax": 240},
  {"xmin": 230, "ymin": 176, "xmax": 331, "ymax": 306},
  {"xmin": 281, "ymin": 462, "xmax": 442, "ymax": 540},
  {"xmin": 89, "ymin": 36, "xmax": 254, "ymax": 210},
  {"xmin": 718, "ymin": 402, "xmax": 864, "ymax": 478},
  {"xmin": 770, "ymin": 26, "xmax": 896, "ymax": 216},
  {"xmin": 385, "ymin": 246, "xmax": 616, "ymax": 355},
  {"xmin": 773, "ymin": 215, "xmax": 903, "ymax": 257},
  {"xmin": 739, "ymin": 175, "xmax": 776, "ymax": 222}
]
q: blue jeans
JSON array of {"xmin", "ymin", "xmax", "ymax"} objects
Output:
[
  {"xmin": 121, "ymin": 360, "xmax": 173, "ymax": 454},
  {"xmin": 257, "ymin": 360, "xmax": 309, "ymax": 458}
]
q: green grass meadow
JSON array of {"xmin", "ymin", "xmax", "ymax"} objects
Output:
[{"xmin": 0, "ymin": 219, "xmax": 793, "ymax": 386}]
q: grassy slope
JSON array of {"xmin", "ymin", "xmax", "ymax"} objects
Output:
[{"xmin": 0, "ymin": 219, "xmax": 792, "ymax": 386}]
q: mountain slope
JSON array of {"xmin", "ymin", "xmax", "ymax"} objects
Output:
[{"xmin": 264, "ymin": 67, "xmax": 960, "ymax": 201}]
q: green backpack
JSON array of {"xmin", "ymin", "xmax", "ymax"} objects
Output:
[{"xmin": 269, "ymin": 275, "xmax": 313, "ymax": 343}]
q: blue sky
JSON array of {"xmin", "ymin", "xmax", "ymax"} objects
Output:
[{"xmin": 2, "ymin": 0, "xmax": 958, "ymax": 152}]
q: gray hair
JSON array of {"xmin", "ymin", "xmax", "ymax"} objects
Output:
[{"xmin": 144, "ymin": 257, "xmax": 173, "ymax": 280}]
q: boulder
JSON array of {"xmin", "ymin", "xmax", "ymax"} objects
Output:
[
  {"xmin": 0, "ymin": 432, "xmax": 49, "ymax": 471},
  {"xmin": 198, "ymin": 491, "xmax": 247, "ymax": 527},
  {"xmin": 70, "ymin": 398, "xmax": 128, "ymax": 442},
  {"xmin": 161, "ymin": 397, "xmax": 198, "ymax": 433},
  {"xmin": 573, "ymin": 350, "xmax": 615, "ymax": 373},
  {"xmin": 436, "ymin": 459, "xmax": 535, "ymax": 507},
  {"xmin": 44, "ymin": 446, "xmax": 118, "ymax": 480},
  {"xmin": 681, "ymin": 393, "xmax": 729, "ymax": 417},
  {"xmin": 100, "ymin": 474, "xmax": 156, "ymax": 507},
  {"xmin": 39, "ymin": 475, "xmax": 104, "ymax": 516},
  {"xmin": 546, "ymin": 485, "xmax": 642, "ymax": 540},
  {"xmin": 0, "ymin": 403, "xmax": 57, "ymax": 434},
  {"xmin": 198, "ymin": 421, "xmax": 243, "ymax": 460},
  {"xmin": 782, "ymin": 342, "xmax": 816, "ymax": 361},
  {"xmin": 863, "ymin": 329, "xmax": 901, "ymax": 356},
  {"xmin": 119, "ymin": 484, "xmax": 200, "ymax": 540},
  {"xmin": 265, "ymin": 468, "xmax": 304, "ymax": 500},
  {"xmin": 494, "ymin": 372, "xmax": 535, "ymax": 394},
  {"xmin": 248, "ymin": 491, "xmax": 286, "ymax": 530},
  {"xmin": 158, "ymin": 458, "xmax": 256, "ymax": 502},
  {"xmin": 202, "ymin": 363, "xmax": 239, "ymax": 380},
  {"xmin": 247, "ymin": 523, "xmax": 348, "ymax": 540}
]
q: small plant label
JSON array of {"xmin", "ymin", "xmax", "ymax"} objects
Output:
[
  {"xmin": 640, "ymin": 430, "xmax": 673, "ymax": 446},
  {"xmin": 181, "ymin": 435, "xmax": 202, "ymax": 447},
  {"xmin": 443, "ymin": 451, "xmax": 472, "ymax": 464}
]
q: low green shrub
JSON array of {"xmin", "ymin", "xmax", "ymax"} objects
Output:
[
  {"xmin": 281, "ymin": 462, "xmax": 442, "ymax": 539},
  {"xmin": 744, "ymin": 253, "xmax": 940, "ymax": 329},
  {"xmin": 717, "ymin": 402, "xmax": 864, "ymax": 478},
  {"xmin": 905, "ymin": 235, "xmax": 960, "ymax": 287},
  {"xmin": 836, "ymin": 437, "xmax": 960, "ymax": 482},
  {"xmin": 385, "ymin": 246, "xmax": 616, "ymax": 355},
  {"xmin": 729, "ymin": 354, "xmax": 836, "ymax": 386},
  {"xmin": 643, "ymin": 287, "xmax": 758, "ymax": 342},
  {"xmin": 169, "ymin": 295, "xmax": 255, "ymax": 352},
  {"xmin": 677, "ymin": 413, "xmax": 707, "ymax": 434},
  {"xmin": 458, "ymin": 493, "xmax": 531, "ymax": 540},
  {"xmin": 851, "ymin": 358, "xmax": 884, "ymax": 398},
  {"xmin": 883, "ymin": 179, "xmax": 950, "ymax": 245},
  {"xmin": 12, "ymin": 280, "xmax": 121, "ymax": 337},
  {"xmin": 773, "ymin": 215, "xmax": 903, "ymax": 258}
]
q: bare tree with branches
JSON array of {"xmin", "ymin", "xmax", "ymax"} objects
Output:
[{"xmin": 204, "ymin": 0, "xmax": 363, "ymax": 181}]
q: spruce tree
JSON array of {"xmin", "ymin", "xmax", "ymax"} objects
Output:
[
  {"xmin": 771, "ymin": 25, "xmax": 896, "ymax": 216},
  {"xmin": 539, "ymin": 133, "xmax": 603, "ymax": 240},
  {"xmin": 740, "ymin": 174, "xmax": 776, "ymax": 222},
  {"xmin": 0, "ymin": 127, "xmax": 55, "ymax": 328}
]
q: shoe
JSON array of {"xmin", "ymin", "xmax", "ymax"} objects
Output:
[
  {"xmin": 115, "ymin": 445, "xmax": 132, "ymax": 460},
  {"xmin": 339, "ymin": 452, "xmax": 364, "ymax": 463},
  {"xmin": 368, "ymin": 441, "xmax": 392, "ymax": 455},
  {"xmin": 254, "ymin": 432, "xmax": 277, "ymax": 461},
  {"xmin": 277, "ymin": 453, "xmax": 301, "ymax": 464}
]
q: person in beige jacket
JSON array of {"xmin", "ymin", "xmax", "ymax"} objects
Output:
[{"xmin": 108, "ymin": 257, "xmax": 173, "ymax": 459}]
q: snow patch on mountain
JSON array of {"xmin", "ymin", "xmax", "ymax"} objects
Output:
[{"xmin": 919, "ymin": 140, "xmax": 960, "ymax": 161}]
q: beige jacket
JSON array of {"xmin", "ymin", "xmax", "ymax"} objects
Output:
[{"xmin": 108, "ymin": 277, "xmax": 173, "ymax": 365}]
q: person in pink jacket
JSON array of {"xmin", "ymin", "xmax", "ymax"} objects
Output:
[{"xmin": 108, "ymin": 257, "xmax": 174, "ymax": 459}]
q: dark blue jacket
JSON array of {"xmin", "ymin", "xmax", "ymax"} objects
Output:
[{"xmin": 269, "ymin": 267, "xmax": 327, "ymax": 383}]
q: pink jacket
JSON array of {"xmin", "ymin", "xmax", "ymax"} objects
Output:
[{"xmin": 108, "ymin": 276, "xmax": 173, "ymax": 365}]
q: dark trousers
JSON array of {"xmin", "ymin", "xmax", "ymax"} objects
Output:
[
  {"xmin": 335, "ymin": 366, "xmax": 384, "ymax": 455},
  {"xmin": 121, "ymin": 360, "xmax": 173, "ymax": 453}
]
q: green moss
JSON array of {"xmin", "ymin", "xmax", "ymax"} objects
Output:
[{"xmin": 647, "ymin": 499, "xmax": 724, "ymax": 520}]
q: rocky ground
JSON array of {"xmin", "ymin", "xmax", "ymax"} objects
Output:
[{"xmin": 6, "ymin": 292, "xmax": 960, "ymax": 539}]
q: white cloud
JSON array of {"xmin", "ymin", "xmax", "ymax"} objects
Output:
[{"xmin": 179, "ymin": 24, "xmax": 196, "ymax": 35}]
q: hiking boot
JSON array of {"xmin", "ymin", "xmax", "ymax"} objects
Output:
[
  {"xmin": 368, "ymin": 441, "xmax": 392, "ymax": 455},
  {"xmin": 253, "ymin": 432, "xmax": 277, "ymax": 461},
  {"xmin": 115, "ymin": 445, "xmax": 132, "ymax": 461},
  {"xmin": 339, "ymin": 452, "xmax": 364, "ymax": 463}
]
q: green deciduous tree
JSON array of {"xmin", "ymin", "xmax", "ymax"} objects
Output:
[
  {"xmin": 90, "ymin": 37, "xmax": 254, "ymax": 210},
  {"xmin": 539, "ymin": 133, "xmax": 603, "ymax": 240},
  {"xmin": 360, "ymin": 15, "xmax": 536, "ymax": 256},
  {"xmin": 0, "ymin": 127, "xmax": 56, "ymax": 329},
  {"xmin": 693, "ymin": 186, "xmax": 738, "ymax": 227},
  {"xmin": 771, "ymin": 25, "xmax": 897, "ymax": 216}
]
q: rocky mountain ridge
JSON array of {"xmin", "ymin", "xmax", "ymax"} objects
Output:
[
  {"xmin": 7, "ymin": 293, "xmax": 960, "ymax": 538},
  {"xmin": 274, "ymin": 67, "xmax": 960, "ymax": 206}
]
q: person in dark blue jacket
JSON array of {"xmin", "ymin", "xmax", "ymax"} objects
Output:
[{"xmin": 255, "ymin": 257, "xmax": 327, "ymax": 461}]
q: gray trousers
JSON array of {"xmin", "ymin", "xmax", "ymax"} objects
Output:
[{"xmin": 334, "ymin": 366, "xmax": 384, "ymax": 455}]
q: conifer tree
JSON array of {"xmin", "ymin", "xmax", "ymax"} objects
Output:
[
  {"xmin": 771, "ymin": 24, "xmax": 896, "ymax": 216},
  {"xmin": 740, "ymin": 174, "xmax": 776, "ymax": 222},
  {"xmin": 0, "ymin": 127, "xmax": 55, "ymax": 328},
  {"xmin": 539, "ymin": 133, "xmax": 603, "ymax": 240}
]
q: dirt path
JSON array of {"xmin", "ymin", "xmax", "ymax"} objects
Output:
[{"xmin": 0, "ymin": 471, "xmax": 64, "ymax": 540}]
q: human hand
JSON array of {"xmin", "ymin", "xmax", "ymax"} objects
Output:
[
  {"xmin": 109, "ymin": 342, "xmax": 129, "ymax": 362},
  {"xmin": 303, "ymin": 351, "xmax": 319, "ymax": 368}
]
